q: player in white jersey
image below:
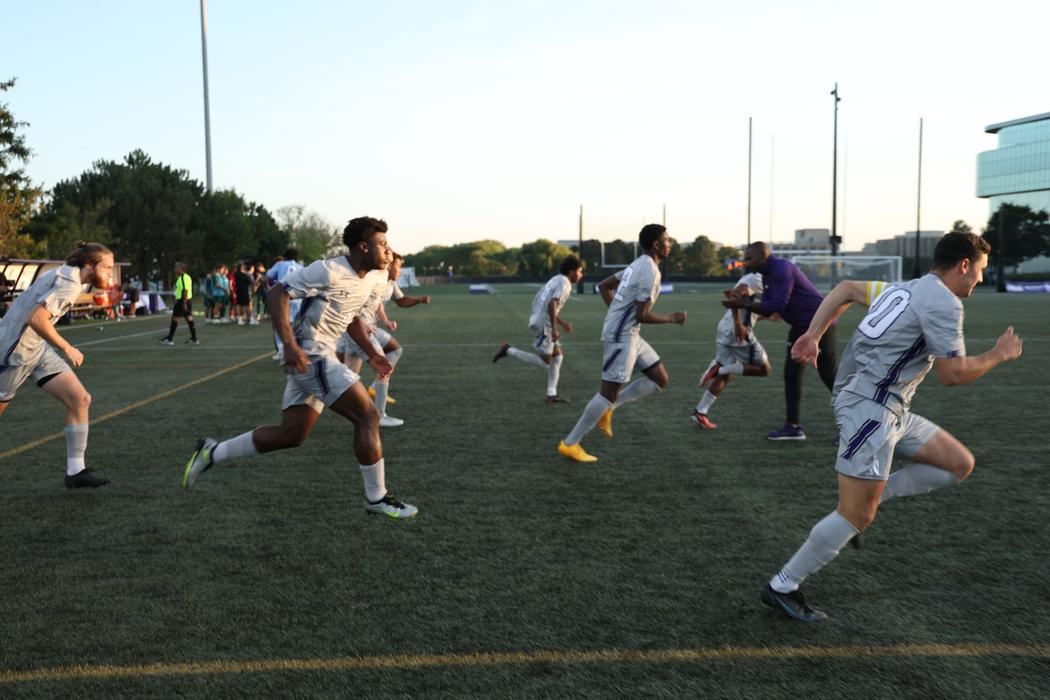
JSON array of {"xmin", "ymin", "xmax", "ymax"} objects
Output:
[
  {"xmin": 761, "ymin": 233, "xmax": 1022, "ymax": 621},
  {"xmin": 336, "ymin": 253, "xmax": 430, "ymax": 426},
  {"xmin": 266, "ymin": 248, "xmax": 303, "ymax": 361},
  {"xmin": 493, "ymin": 255, "xmax": 583, "ymax": 403},
  {"xmin": 0, "ymin": 243, "xmax": 114, "ymax": 488},
  {"xmin": 182, "ymin": 217, "xmax": 418, "ymax": 520},
  {"xmin": 558, "ymin": 225, "xmax": 687, "ymax": 463},
  {"xmin": 691, "ymin": 272, "xmax": 772, "ymax": 429}
]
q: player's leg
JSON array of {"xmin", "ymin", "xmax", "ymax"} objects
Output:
[
  {"xmin": 880, "ymin": 420, "xmax": 971, "ymax": 503},
  {"xmin": 370, "ymin": 332, "xmax": 402, "ymax": 410},
  {"xmin": 770, "ymin": 328, "xmax": 806, "ymax": 440},
  {"xmin": 162, "ymin": 301, "xmax": 183, "ymax": 343},
  {"xmin": 692, "ymin": 373, "xmax": 728, "ymax": 429},
  {"xmin": 498, "ymin": 329, "xmax": 551, "ymax": 369},
  {"xmin": 0, "ymin": 400, "xmax": 9, "ymax": 418},
  {"xmin": 613, "ymin": 340, "xmax": 664, "ymax": 409},
  {"xmin": 185, "ymin": 301, "xmax": 198, "ymax": 343},
  {"xmin": 560, "ymin": 341, "xmax": 634, "ymax": 459},
  {"xmin": 39, "ymin": 367, "xmax": 109, "ymax": 487},
  {"xmin": 545, "ymin": 345, "xmax": 565, "ymax": 402}
]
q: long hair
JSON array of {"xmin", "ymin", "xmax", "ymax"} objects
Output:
[{"xmin": 65, "ymin": 242, "xmax": 112, "ymax": 268}]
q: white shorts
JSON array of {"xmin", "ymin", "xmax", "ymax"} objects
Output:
[
  {"xmin": 600, "ymin": 336, "xmax": 660, "ymax": 384},
  {"xmin": 337, "ymin": 332, "xmax": 385, "ymax": 361},
  {"xmin": 281, "ymin": 355, "xmax": 360, "ymax": 414},
  {"xmin": 530, "ymin": 324, "xmax": 559, "ymax": 356},
  {"xmin": 834, "ymin": 391, "xmax": 941, "ymax": 481},
  {"xmin": 714, "ymin": 340, "xmax": 768, "ymax": 367},
  {"xmin": 0, "ymin": 346, "xmax": 72, "ymax": 402}
]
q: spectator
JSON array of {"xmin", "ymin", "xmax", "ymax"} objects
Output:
[
  {"xmin": 252, "ymin": 262, "xmax": 268, "ymax": 323},
  {"xmin": 210, "ymin": 265, "xmax": 230, "ymax": 322},
  {"xmin": 234, "ymin": 262, "xmax": 254, "ymax": 326},
  {"xmin": 227, "ymin": 263, "xmax": 239, "ymax": 323},
  {"xmin": 123, "ymin": 282, "xmax": 141, "ymax": 318}
]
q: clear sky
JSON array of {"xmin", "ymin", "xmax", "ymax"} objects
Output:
[{"xmin": 3, "ymin": 0, "xmax": 1046, "ymax": 254}]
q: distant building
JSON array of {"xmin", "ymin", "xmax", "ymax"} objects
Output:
[
  {"xmin": 861, "ymin": 230, "xmax": 943, "ymax": 260},
  {"xmin": 977, "ymin": 111, "xmax": 1050, "ymax": 274},
  {"xmin": 770, "ymin": 228, "xmax": 831, "ymax": 253}
]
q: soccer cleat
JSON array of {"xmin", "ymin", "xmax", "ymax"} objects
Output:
[
  {"xmin": 64, "ymin": 469, "xmax": 110, "ymax": 489},
  {"xmin": 185, "ymin": 339, "xmax": 200, "ymax": 345},
  {"xmin": 700, "ymin": 361, "xmax": 721, "ymax": 387},
  {"xmin": 597, "ymin": 409, "xmax": 613, "ymax": 438},
  {"xmin": 761, "ymin": 584, "xmax": 828, "ymax": 622},
  {"xmin": 690, "ymin": 411, "xmax": 717, "ymax": 429},
  {"xmin": 367, "ymin": 387, "xmax": 396, "ymax": 405},
  {"xmin": 767, "ymin": 424, "xmax": 806, "ymax": 441},
  {"xmin": 159, "ymin": 338, "xmax": 175, "ymax": 346},
  {"xmin": 558, "ymin": 441, "xmax": 598, "ymax": 463},
  {"xmin": 492, "ymin": 342, "xmax": 510, "ymax": 363},
  {"xmin": 545, "ymin": 395, "xmax": 568, "ymax": 404},
  {"xmin": 182, "ymin": 437, "xmax": 217, "ymax": 488},
  {"xmin": 379, "ymin": 414, "xmax": 405, "ymax": 427},
  {"xmin": 850, "ymin": 534, "xmax": 863, "ymax": 549},
  {"xmin": 365, "ymin": 494, "xmax": 418, "ymax": 519}
]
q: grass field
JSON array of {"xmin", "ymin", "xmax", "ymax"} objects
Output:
[{"xmin": 1, "ymin": 283, "xmax": 1048, "ymax": 698}]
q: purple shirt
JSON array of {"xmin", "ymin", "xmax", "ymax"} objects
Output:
[{"xmin": 755, "ymin": 256, "xmax": 824, "ymax": 330}]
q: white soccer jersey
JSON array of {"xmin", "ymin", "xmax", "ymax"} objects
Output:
[
  {"xmin": 528, "ymin": 274, "xmax": 572, "ymax": 331},
  {"xmin": 357, "ymin": 279, "xmax": 404, "ymax": 328},
  {"xmin": 0, "ymin": 265, "xmax": 87, "ymax": 370},
  {"xmin": 716, "ymin": 272, "xmax": 764, "ymax": 347},
  {"xmin": 600, "ymin": 255, "xmax": 661, "ymax": 343},
  {"xmin": 281, "ymin": 257, "xmax": 388, "ymax": 357},
  {"xmin": 837, "ymin": 273, "xmax": 965, "ymax": 414}
]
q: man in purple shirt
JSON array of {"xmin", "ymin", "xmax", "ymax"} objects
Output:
[{"xmin": 722, "ymin": 242, "xmax": 837, "ymax": 440}]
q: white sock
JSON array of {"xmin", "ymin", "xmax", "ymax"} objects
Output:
[
  {"xmin": 546, "ymin": 354, "xmax": 563, "ymax": 397},
  {"xmin": 695, "ymin": 391, "xmax": 717, "ymax": 415},
  {"xmin": 508, "ymin": 346, "xmax": 548, "ymax": 369},
  {"xmin": 564, "ymin": 394, "xmax": 612, "ymax": 446},
  {"xmin": 213, "ymin": 431, "xmax": 258, "ymax": 463},
  {"xmin": 385, "ymin": 347, "xmax": 403, "ymax": 368},
  {"xmin": 771, "ymin": 511, "xmax": 859, "ymax": 593},
  {"xmin": 719, "ymin": 362, "xmax": 744, "ymax": 376},
  {"xmin": 613, "ymin": 377, "xmax": 661, "ymax": 409},
  {"xmin": 374, "ymin": 379, "xmax": 390, "ymax": 414},
  {"xmin": 880, "ymin": 463, "xmax": 960, "ymax": 504},
  {"xmin": 360, "ymin": 458, "xmax": 386, "ymax": 502},
  {"xmin": 64, "ymin": 424, "xmax": 89, "ymax": 475}
]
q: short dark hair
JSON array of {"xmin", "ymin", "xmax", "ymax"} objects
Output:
[
  {"xmin": 66, "ymin": 242, "xmax": 112, "ymax": 268},
  {"xmin": 343, "ymin": 217, "xmax": 388, "ymax": 248},
  {"xmin": 932, "ymin": 232, "xmax": 991, "ymax": 270},
  {"xmin": 559, "ymin": 255, "xmax": 582, "ymax": 275},
  {"xmin": 283, "ymin": 248, "xmax": 299, "ymax": 261},
  {"xmin": 638, "ymin": 224, "xmax": 667, "ymax": 251}
]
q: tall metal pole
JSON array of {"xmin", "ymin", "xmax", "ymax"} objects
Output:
[
  {"xmin": 577, "ymin": 204, "xmax": 584, "ymax": 293},
  {"xmin": 913, "ymin": 117, "xmax": 924, "ymax": 278},
  {"xmin": 769, "ymin": 132, "xmax": 775, "ymax": 240},
  {"xmin": 830, "ymin": 84, "xmax": 841, "ymax": 257},
  {"xmin": 200, "ymin": 0, "xmax": 214, "ymax": 193},
  {"xmin": 747, "ymin": 116, "xmax": 753, "ymax": 246},
  {"xmin": 662, "ymin": 203, "xmax": 666, "ymax": 227}
]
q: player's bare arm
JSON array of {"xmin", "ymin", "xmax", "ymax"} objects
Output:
[
  {"xmin": 393, "ymin": 295, "xmax": 430, "ymax": 308},
  {"xmin": 791, "ymin": 280, "xmax": 870, "ymax": 367},
  {"xmin": 635, "ymin": 299, "xmax": 686, "ymax": 325},
  {"xmin": 935, "ymin": 326, "xmax": 1023, "ymax": 386},
  {"xmin": 348, "ymin": 316, "xmax": 393, "ymax": 379},
  {"xmin": 547, "ymin": 298, "xmax": 567, "ymax": 341},
  {"xmin": 377, "ymin": 303, "xmax": 397, "ymax": 332},
  {"xmin": 267, "ymin": 284, "xmax": 308, "ymax": 374},
  {"xmin": 597, "ymin": 274, "xmax": 619, "ymax": 306},
  {"xmin": 27, "ymin": 304, "xmax": 83, "ymax": 367}
]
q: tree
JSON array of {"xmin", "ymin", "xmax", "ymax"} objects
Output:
[
  {"xmin": 517, "ymin": 239, "xmax": 574, "ymax": 277},
  {"xmin": 716, "ymin": 245, "xmax": 740, "ymax": 274},
  {"xmin": 276, "ymin": 205, "xmax": 339, "ymax": 264},
  {"xmin": 950, "ymin": 219, "xmax": 972, "ymax": 233},
  {"xmin": 981, "ymin": 204, "xmax": 1050, "ymax": 268},
  {"xmin": 685, "ymin": 235, "xmax": 720, "ymax": 275},
  {"xmin": 0, "ymin": 77, "xmax": 42, "ymax": 257}
]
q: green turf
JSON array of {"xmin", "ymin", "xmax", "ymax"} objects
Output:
[{"xmin": 1, "ymin": 286, "xmax": 1048, "ymax": 697}]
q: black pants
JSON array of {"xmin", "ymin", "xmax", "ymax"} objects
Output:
[
  {"xmin": 167, "ymin": 300, "xmax": 197, "ymax": 341},
  {"xmin": 784, "ymin": 324, "xmax": 837, "ymax": 425}
]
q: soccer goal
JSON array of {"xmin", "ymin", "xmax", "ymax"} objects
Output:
[
  {"xmin": 600, "ymin": 240, "xmax": 639, "ymax": 269},
  {"xmin": 789, "ymin": 255, "xmax": 902, "ymax": 289}
]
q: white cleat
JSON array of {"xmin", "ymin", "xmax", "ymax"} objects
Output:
[
  {"xmin": 379, "ymin": 414, "xmax": 404, "ymax": 427},
  {"xmin": 364, "ymin": 494, "xmax": 418, "ymax": 519}
]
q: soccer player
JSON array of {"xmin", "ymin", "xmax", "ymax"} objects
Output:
[
  {"xmin": 493, "ymin": 255, "xmax": 584, "ymax": 403},
  {"xmin": 0, "ymin": 242, "xmax": 114, "ymax": 488},
  {"xmin": 266, "ymin": 248, "xmax": 303, "ymax": 359},
  {"xmin": 558, "ymin": 225, "xmax": 687, "ymax": 463},
  {"xmin": 761, "ymin": 232, "xmax": 1023, "ymax": 621},
  {"xmin": 692, "ymin": 271, "xmax": 771, "ymax": 429},
  {"xmin": 182, "ymin": 217, "xmax": 418, "ymax": 520},
  {"xmin": 160, "ymin": 262, "xmax": 198, "ymax": 345},
  {"xmin": 336, "ymin": 253, "xmax": 430, "ymax": 427}
]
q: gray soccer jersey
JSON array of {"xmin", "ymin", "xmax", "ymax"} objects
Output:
[
  {"xmin": 0, "ymin": 265, "xmax": 86, "ymax": 370},
  {"xmin": 281, "ymin": 257, "xmax": 388, "ymax": 357},
  {"xmin": 357, "ymin": 279, "xmax": 405, "ymax": 328},
  {"xmin": 600, "ymin": 255, "xmax": 661, "ymax": 343},
  {"xmin": 716, "ymin": 272, "xmax": 763, "ymax": 347},
  {"xmin": 529, "ymin": 274, "xmax": 572, "ymax": 331},
  {"xmin": 836, "ymin": 273, "xmax": 965, "ymax": 414}
]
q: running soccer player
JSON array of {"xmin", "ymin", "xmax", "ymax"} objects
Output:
[
  {"xmin": 0, "ymin": 242, "xmax": 114, "ymax": 488},
  {"xmin": 558, "ymin": 225, "xmax": 687, "ymax": 463},
  {"xmin": 335, "ymin": 253, "xmax": 430, "ymax": 427},
  {"xmin": 182, "ymin": 217, "xmax": 418, "ymax": 520},
  {"xmin": 692, "ymin": 271, "xmax": 772, "ymax": 429},
  {"xmin": 493, "ymin": 255, "xmax": 584, "ymax": 403},
  {"xmin": 761, "ymin": 232, "xmax": 1022, "ymax": 621}
]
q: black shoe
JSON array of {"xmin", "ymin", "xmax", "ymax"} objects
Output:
[
  {"xmin": 761, "ymin": 583, "xmax": 827, "ymax": 622},
  {"xmin": 850, "ymin": 534, "xmax": 863, "ymax": 549},
  {"xmin": 492, "ymin": 342, "xmax": 510, "ymax": 363},
  {"xmin": 545, "ymin": 395, "xmax": 568, "ymax": 404},
  {"xmin": 65, "ymin": 468, "xmax": 110, "ymax": 489}
]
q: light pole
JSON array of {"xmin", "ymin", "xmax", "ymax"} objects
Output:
[
  {"xmin": 577, "ymin": 205, "xmax": 584, "ymax": 293},
  {"xmin": 747, "ymin": 116, "xmax": 753, "ymax": 246},
  {"xmin": 913, "ymin": 118, "xmax": 924, "ymax": 278},
  {"xmin": 200, "ymin": 0, "xmax": 214, "ymax": 193},
  {"xmin": 829, "ymin": 84, "xmax": 841, "ymax": 257}
]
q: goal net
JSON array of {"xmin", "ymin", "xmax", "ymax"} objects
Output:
[{"xmin": 788, "ymin": 255, "xmax": 902, "ymax": 290}]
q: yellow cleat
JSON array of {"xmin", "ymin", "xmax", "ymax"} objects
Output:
[
  {"xmin": 558, "ymin": 441, "xmax": 598, "ymax": 463},
  {"xmin": 367, "ymin": 387, "xmax": 396, "ymax": 405},
  {"xmin": 597, "ymin": 409, "xmax": 614, "ymax": 438}
]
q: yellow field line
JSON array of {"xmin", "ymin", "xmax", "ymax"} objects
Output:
[
  {"xmin": 3, "ymin": 643, "xmax": 1049, "ymax": 683},
  {"xmin": 0, "ymin": 352, "xmax": 271, "ymax": 460}
]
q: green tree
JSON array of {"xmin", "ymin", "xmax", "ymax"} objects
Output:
[
  {"xmin": 0, "ymin": 77, "xmax": 42, "ymax": 257},
  {"xmin": 684, "ymin": 235, "xmax": 720, "ymax": 275},
  {"xmin": 517, "ymin": 239, "xmax": 574, "ymax": 277},
  {"xmin": 950, "ymin": 219, "xmax": 973, "ymax": 233},
  {"xmin": 716, "ymin": 245, "xmax": 740, "ymax": 275},
  {"xmin": 277, "ymin": 205, "xmax": 339, "ymax": 264},
  {"xmin": 981, "ymin": 204, "xmax": 1050, "ymax": 269}
]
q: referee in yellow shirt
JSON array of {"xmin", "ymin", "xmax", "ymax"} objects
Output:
[{"xmin": 161, "ymin": 262, "xmax": 199, "ymax": 345}]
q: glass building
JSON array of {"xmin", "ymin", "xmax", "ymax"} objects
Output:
[{"xmin": 976, "ymin": 112, "xmax": 1050, "ymax": 214}]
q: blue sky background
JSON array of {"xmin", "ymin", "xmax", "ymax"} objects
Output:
[{"xmin": 4, "ymin": 0, "xmax": 1047, "ymax": 254}]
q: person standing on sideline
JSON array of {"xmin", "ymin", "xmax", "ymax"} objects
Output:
[
  {"xmin": 252, "ymin": 262, "xmax": 268, "ymax": 323},
  {"xmin": 161, "ymin": 262, "xmax": 198, "ymax": 345},
  {"xmin": 493, "ymin": 255, "xmax": 584, "ymax": 403},
  {"xmin": 182, "ymin": 217, "xmax": 418, "ymax": 520},
  {"xmin": 0, "ymin": 242, "xmax": 114, "ymax": 488},
  {"xmin": 721, "ymin": 242, "xmax": 833, "ymax": 440},
  {"xmin": 760, "ymin": 232, "xmax": 1023, "ymax": 622},
  {"xmin": 266, "ymin": 248, "xmax": 303, "ymax": 359},
  {"xmin": 234, "ymin": 262, "xmax": 254, "ymax": 326},
  {"xmin": 558, "ymin": 224, "xmax": 687, "ymax": 463}
]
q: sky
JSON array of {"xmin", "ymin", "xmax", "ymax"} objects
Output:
[{"xmin": 3, "ymin": 0, "xmax": 1047, "ymax": 255}]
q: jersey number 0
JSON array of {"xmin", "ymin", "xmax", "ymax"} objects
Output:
[{"xmin": 858, "ymin": 288, "xmax": 911, "ymax": 339}]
